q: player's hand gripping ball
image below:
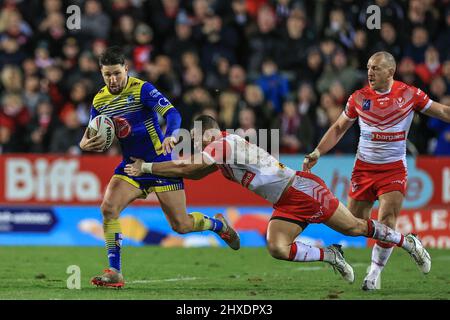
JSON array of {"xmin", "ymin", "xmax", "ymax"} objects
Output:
[{"xmin": 87, "ymin": 115, "xmax": 116, "ymax": 151}]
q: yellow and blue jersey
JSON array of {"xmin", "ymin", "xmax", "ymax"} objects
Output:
[{"xmin": 90, "ymin": 76, "xmax": 183, "ymax": 194}]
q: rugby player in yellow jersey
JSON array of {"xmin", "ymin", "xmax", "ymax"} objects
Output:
[{"xmin": 79, "ymin": 47, "xmax": 239, "ymax": 288}]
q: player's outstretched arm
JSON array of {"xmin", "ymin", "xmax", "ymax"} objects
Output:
[
  {"xmin": 125, "ymin": 156, "xmax": 216, "ymax": 179},
  {"xmin": 79, "ymin": 128, "xmax": 106, "ymax": 152},
  {"xmin": 423, "ymin": 101, "xmax": 450, "ymax": 123},
  {"xmin": 303, "ymin": 113, "xmax": 354, "ymax": 171}
]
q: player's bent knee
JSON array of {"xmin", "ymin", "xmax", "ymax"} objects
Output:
[
  {"xmin": 100, "ymin": 201, "xmax": 120, "ymax": 220},
  {"xmin": 267, "ymin": 242, "xmax": 289, "ymax": 260}
]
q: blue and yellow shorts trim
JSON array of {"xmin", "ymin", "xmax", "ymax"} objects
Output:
[{"xmin": 113, "ymin": 171, "xmax": 184, "ymax": 198}]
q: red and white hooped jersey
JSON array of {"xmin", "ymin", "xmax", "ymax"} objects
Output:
[
  {"xmin": 344, "ymin": 81, "xmax": 433, "ymax": 164},
  {"xmin": 202, "ymin": 133, "xmax": 296, "ymax": 204}
]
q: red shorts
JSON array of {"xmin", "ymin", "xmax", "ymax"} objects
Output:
[
  {"xmin": 272, "ymin": 171, "xmax": 340, "ymax": 225},
  {"xmin": 349, "ymin": 159, "xmax": 407, "ymax": 202}
]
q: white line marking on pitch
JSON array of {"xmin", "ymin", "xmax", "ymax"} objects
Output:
[{"xmin": 129, "ymin": 277, "xmax": 199, "ymax": 284}]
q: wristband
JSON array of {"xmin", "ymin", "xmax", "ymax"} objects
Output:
[{"xmin": 141, "ymin": 162, "xmax": 153, "ymax": 174}]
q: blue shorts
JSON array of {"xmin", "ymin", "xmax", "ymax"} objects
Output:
[{"xmin": 113, "ymin": 154, "xmax": 184, "ymax": 196}]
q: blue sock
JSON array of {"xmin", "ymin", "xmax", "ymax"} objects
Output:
[{"xmin": 107, "ymin": 233, "xmax": 122, "ymax": 272}]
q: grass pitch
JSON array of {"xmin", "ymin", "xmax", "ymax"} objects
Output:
[{"xmin": 0, "ymin": 247, "xmax": 448, "ymax": 300}]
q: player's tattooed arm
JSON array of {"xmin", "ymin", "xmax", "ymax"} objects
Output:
[{"xmin": 125, "ymin": 156, "xmax": 216, "ymax": 179}]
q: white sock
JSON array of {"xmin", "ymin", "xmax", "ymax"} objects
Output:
[
  {"xmin": 371, "ymin": 219, "xmax": 403, "ymax": 245},
  {"xmin": 367, "ymin": 243, "xmax": 394, "ymax": 278},
  {"xmin": 289, "ymin": 241, "xmax": 323, "ymax": 262}
]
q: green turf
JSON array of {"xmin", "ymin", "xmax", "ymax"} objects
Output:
[{"xmin": 0, "ymin": 247, "xmax": 448, "ymax": 300}]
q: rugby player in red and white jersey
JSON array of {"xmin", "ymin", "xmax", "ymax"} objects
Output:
[
  {"xmin": 304, "ymin": 51, "xmax": 449, "ymax": 290},
  {"xmin": 125, "ymin": 115, "xmax": 431, "ymax": 284}
]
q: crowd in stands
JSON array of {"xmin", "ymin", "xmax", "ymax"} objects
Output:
[{"xmin": 0, "ymin": 0, "xmax": 449, "ymax": 155}]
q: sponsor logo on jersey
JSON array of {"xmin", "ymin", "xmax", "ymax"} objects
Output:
[
  {"xmin": 362, "ymin": 99, "xmax": 372, "ymax": 111},
  {"xmin": 127, "ymin": 94, "xmax": 135, "ymax": 105},
  {"xmin": 149, "ymin": 88, "xmax": 161, "ymax": 98},
  {"xmin": 371, "ymin": 131, "xmax": 406, "ymax": 142},
  {"xmin": 241, "ymin": 171, "xmax": 256, "ymax": 188},
  {"xmin": 396, "ymin": 97, "xmax": 406, "ymax": 107},
  {"xmin": 113, "ymin": 116, "xmax": 131, "ymax": 138},
  {"xmin": 158, "ymin": 97, "xmax": 171, "ymax": 107}
]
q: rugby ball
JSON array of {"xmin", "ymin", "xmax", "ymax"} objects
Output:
[{"xmin": 87, "ymin": 115, "xmax": 115, "ymax": 150}]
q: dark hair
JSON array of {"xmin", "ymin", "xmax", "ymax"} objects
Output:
[
  {"xmin": 192, "ymin": 115, "xmax": 220, "ymax": 132},
  {"xmin": 99, "ymin": 46, "xmax": 125, "ymax": 66}
]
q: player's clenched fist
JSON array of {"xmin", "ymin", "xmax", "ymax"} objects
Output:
[
  {"xmin": 125, "ymin": 157, "xmax": 145, "ymax": 176},
  {"xmin": 302, "ymin": 149, "xmax": 320, "ymax": 172}
]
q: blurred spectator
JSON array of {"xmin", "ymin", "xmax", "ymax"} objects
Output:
[
  {"xmin": 61, "ymin": 37, "xmax": 80, "ymax": 72},
  {"xmin": 296, "ymin": 47, "xmax": 323, "ymax": 85},
  {"xmin": 181, "ymin": 87, "xmax": 214, "ymax": 129},
  {"xmin": 241, "ymin": 84, "xmax": 272, "ymax": 128},
  {"xmin": 404, "ymin": 0, "xmax": 438, "ymax": 36},
  {"xmin": 228, "ymin": 64, "xmax": 247, "ymax": 95},
  {"xmin": 247, "ymin": 5, "xmax": 280, "ymax": 75},
  {"xmin": 26, "ymin": 100, "xmax": 57, "ymax": 153},
  {"xmin": 50, "ymin": 107, "xmax": 84, "ymax": 154},
  {"xmin": 164, "ymin": 11, "xmax": 198, "ymax": 72},
  {"xmin": 273, "ymin": 100, "xmax": 313, "ymax": 154},
  {"xmin": 349, "ymin": 29, "xmax": 371, "ymax": 71},
  {"xmin": 23, "ymin": 75, "xmax": 49, "ymax": 114},
  {"xmin": 324, "ymin": 7, "xmax": 355, "ymax": 49},
  {"xmin": 436, "ymin": 9, "xmax": 450, "ymax": 60},
  {"xmin": 227, "ymin": 0, "xmax": 252, "ymax": 66},
  {"xmin": 60, "ymin": 82, "xmax": 90, "ymax": 126},
  {"xmin": 296, "ymin": 82, "xmax": 317, "ymax": 118},
  {"xmin": 37, "ymin": 11, "xmax": 67, "ymax": 57},
  {"xmin": 0, "ymin": 93, "xmax": 30, "ymax": 152},
  {"xmin": 235, "ymin": 108, "xmax": 258, "ymax": 142},
  {"xmin": 315, "ymin": 92, "xmax": 357, "ymax": 153},
  {"xmin": 276, "ymin": 8, "xmax": 314, "ymax": 72},
  {"xmin": 256, "ymin": 58, "xmax": 289, "ymax": 114},
  {"xmin": 132, "ymin": 23, "xmax": 154, "ymax": 73},
  {"xmin": 429, "ymin": 76, "xmax": 447, "ymax": 101},
  {"xmin": 443, "ymin": 60, "xmax": 450, "ymax": 95},
  {"xmin": 415, "ymin": 46, "xmax": 442, "ymax": 86},
  {"xmin": 218, "ymin": 90, "xmax": 240, "ymax": 128},
  {"xmin": 21, "ymin": 58, "xmax": 39, "ymax": 77},
  {"xmin": 144, "ymin": 55, "xmax": 181, "ymax": 100},
  {"xmin": 81, "ymin": 0, "xmax": 111, "ymax": 42},
  {"xmin": 205, "ymin": 56, "xmax": 230, "ymax": 92},
  {"xmin": 404, "ymin": 26, "xmax": 430, "ymax": 63},
  {"xmin": 148, "ymin": 0, "xmax": 180, "ymax": 46},
  {"xmin": 195, "ymin": 10, "xmax": 238, "ymax": 73},
  {"xmin": 1, "ymin": 64, "xmax": 23, "ymax": 94},
  {"xmin": 397, "ymin": 56, "xmax": 425, "ymax": 88},
  {"xmin": 0, "ymin": 36, "xmax": 27, "ymax": 69},
  {"xmin": 428, "ymin": 96, "xmax": 450, "ymax": 155},
  {"xmin": 110, "ymin": 14, "xmax": 135, "ymax": 50},
  {"xmin": 372, "ymin": 22, "xmax": 403, "ymax": 61},
  {"xmin": 317, "ymin": 49, "xmax": 362, "ymax": 95}
]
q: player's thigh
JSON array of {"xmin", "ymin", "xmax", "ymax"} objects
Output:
[
  {"xmin": 377, "ymin": 191, "xmax": 404, "ymax": 227},
  {"xmin": 266, "ymin": 219, "xmax": 303, "ymax": 257},
  {"xmin": 324, "ymin": 202, "xmax": 367, "ymax": 236},
  {"xmin": 101, "ymin": 177, "xmax": 143, "ymax": 219},
  {"xmin": 155, "ymin": 190, "xmax": 189, "ymax": 225},
  {"xmin": 347, "ymin": 197, "xmax": 374, "ymax": 220}
]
